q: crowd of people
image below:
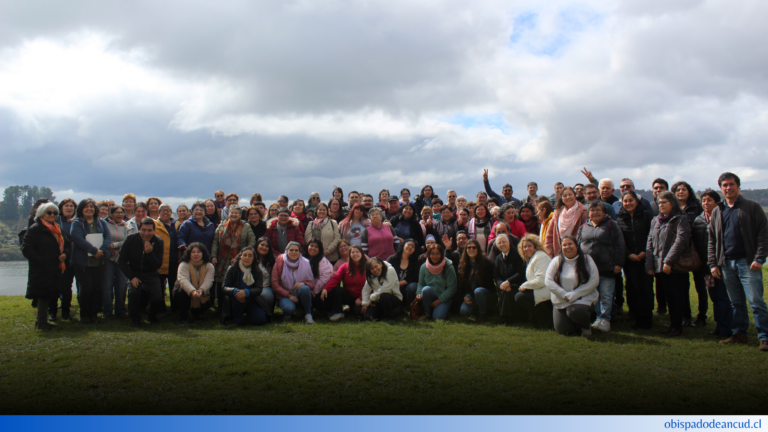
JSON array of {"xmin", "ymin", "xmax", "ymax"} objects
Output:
[{"xmin": 20, "ymin": 169, "xmax": 768, "ymax": 351}]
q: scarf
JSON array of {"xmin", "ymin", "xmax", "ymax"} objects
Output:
[
  {"xmin": 292, "ymin": 211, "xmax": 306, "ymax": 222},
  {"xmin": 41, "ymin": 219, "xmax": 66, "ymax": 273},
  {"xmin": 313, "ymin": 216, "xmax": 329, "ymax": 229},
  {"xmin": 189, "ymin": 262, "xmax": 210, "ymax": 307},
  {"xmin": 215, "ymin": 219, "xmax": 243, "ymax": 277},
  {"xmin": 426, "ymin": 257, "xmax": 446, "ymax": 275},
  {"xmin": 558, "ymin": 201, "xmax": 585, "ymax": 237},
  {"xmin": 522, "ymin": 216, "xmax": 539, "ymax": 234},
  {"xmin": 281, "ymin": 253, "xmax": 314, "ymax": 292},
  {"xmin": 658, "ymin": 213, "xmax": 672, "ymax": 225},
  {"xmin": 239, "ymin": 261, "xmax": 255, "ymax": 285}
]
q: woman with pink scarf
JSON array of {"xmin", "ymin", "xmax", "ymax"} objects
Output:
[
  {"xmin": 545, "ymin": 187, "xmax": 588, "ymax": 257},
  {"xmin": 271, "ymin": 241, "xmax": 316, "ymax": 323},
  {"xmin": 416, "ymin": 244, "xmax": 458, "ymax": 320}
]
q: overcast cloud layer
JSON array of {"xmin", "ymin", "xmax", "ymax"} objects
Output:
[{"xmin": 1, "ymin": 0, "xmax": 767, "ymax": 208}]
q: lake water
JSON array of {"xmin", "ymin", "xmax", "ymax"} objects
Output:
[{"xmin": 0, "ymin": 261, "xmax": 29, "ymax": 296}]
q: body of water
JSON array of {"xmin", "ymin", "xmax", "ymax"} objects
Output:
[{"xmin": 0, "ymin": 261, "xmax": 28, "ymax": 296}]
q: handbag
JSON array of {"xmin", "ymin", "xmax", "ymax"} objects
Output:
[
  {"xmin": 409, "ymin": 298, "xmax": 423, "ymax": 319},
  {"xmin": 673, "ymin": 242, "xmax": 702, "ymax": 273}
]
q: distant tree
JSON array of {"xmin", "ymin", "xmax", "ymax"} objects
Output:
[{"xmin": 0, "ymin": 185, "xmax": 57, "ymax": 221}]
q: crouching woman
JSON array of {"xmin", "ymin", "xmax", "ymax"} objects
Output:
[
  {"xmin": 361, "ymin": 258, "xmax": 403, "ymax": 320},
  {"xmin": 222, "ymin": 247, "xmax": 270, "ymax": 326},
  {"xmin": 546, "ymin": 235, "xmax": 600, "ymax": 336},
  {"xmin": 173, "ymin": 242, "xmax": 215, "ymax": 323}
]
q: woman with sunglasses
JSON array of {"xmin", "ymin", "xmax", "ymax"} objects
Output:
[
  {"xmin": 307, "ymin": 192, "xmax": 322, "ymax": 212},
  {"xmin": 23, "ymin": 203, "xmax": 71, "ymax": 329}
]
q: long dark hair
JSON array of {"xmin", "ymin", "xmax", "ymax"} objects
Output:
[
  {"xmin": 348, "ymin": 245, "xmax": 368, "ymax": 277},
  {"xmin": 553, "ymin": 235, "xmax": 590, "ymax": 286},
  {"xmin": 393, "ymin": 238, "xmax": 418, "ymax": 263},
  {"xmin": 76, "ymin": 198, "xmax": 97, "ymax": 218},
  {"xmin": 303, "ymin": 238, "xmax": 325, "ymax": 278},
  {"xmin": 457, "ymin": 238, "xmax": 491, "ymax": 285},
  {"xmin": 365, "ymin": 257, "xmax": 389, "ymax": 286},
  {"xmin": 255, "ymin": 236, "xmax": 276, "ymax": 269},
  {"xmin": 181, "ymin": 242, "xmax": 211, "ymax": 264},
  {"xmin": 519, "ymin": 202, "xmax": 539, "ymax": 223}
]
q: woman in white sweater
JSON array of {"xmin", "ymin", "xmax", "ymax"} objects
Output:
[
  {"xmin": 514, "ymin": 234, "xmax": 554, "ymax": 329},
  {"xmin": 361, "ymin": 258, "xmax": 403, "ymax": 320},
  {"xmin": 173, "ymin": 242, "xmax": 215, "ymax": 323},
  {"xmin": 545, "ymin": 235, "xmax": 600, "ymax": 336}
]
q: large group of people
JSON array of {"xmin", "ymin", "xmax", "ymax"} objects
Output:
[{"xmin": 20, "ymin": 169, "xmax": 768, "ymax": 352}]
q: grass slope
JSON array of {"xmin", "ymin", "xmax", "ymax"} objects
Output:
[{"xmin": 1, "ymin": 271, "xmax": 767, "ymax": 415}]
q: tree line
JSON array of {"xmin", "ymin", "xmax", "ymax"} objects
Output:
[{"xmin": 0, "ymin": 185, "xmax": 57, "ymax": 222}]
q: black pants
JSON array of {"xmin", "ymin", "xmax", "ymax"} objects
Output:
[
  {"xmin": 514, "ymin": 290, "xmax": 553, "ymax": 329},
  {"xmin": 498, "ymin": 289, "xmax": 526, "ymax": 322},
  {"xmin": 613, "ymin": 272, "xmax": 625, "ymax": 314},
  {"xmin": 330, "ymin": 286, "xmax": 362, "ymax": 316},
  {"xmin": 50, "ymin": 266, "xmax": 75, "ymax": 316},
  {"xmin": 553, "ymin": 304, "xmax": 592, "ymax": 335},
  {"xmin": 174, "ymin": 289, "xmax": 213, "ymax": 318},
  {"xmin": 159, "ymin": 261, "xmax": 179, "ymax": 313},
  {"xmin": 75, "ymin": 266, "xmax": 104, "ymax": 318},
  {"xmin": 656, "ymin": 272, "xmax": 689, "ymax": 330},
  {"xmin": 312, "ymin": 293, "xmax": 334, "ymax": 315},
  {"xmin": 624, "ymin": 260, "xmax": 654, "ymax": 326},
  {"xmin": 368, "ymin": 293, "xmax": 402, "ymax": 321},
  {"xmin": 684, "ymin": 270, "xmax": 709, "ymax": 320},
  {"xmin": 655, "ymin": 274, "xmax": 667, "ymax": 312},
  {"xmin": 128, "ymin": 274, "xmax": 163, "ymax": 320}
]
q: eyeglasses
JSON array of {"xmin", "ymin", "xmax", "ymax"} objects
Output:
[
  {"xmin": 46, "ymin": 211, "xmax": 59, "ymax": 216},
  {"xmin": 192, "ymin": 208, "xmax": 204, "ymax": 212},
  {"xmin": 658, "ymin": 200, "xmax": 669, "ymax": 206},
  {"xmin": 215, "ymin": 194, "xmax": 224, "ymax": 197},
  {"xmin": 466, "ymin": 246, "xmax": 478, "ymax": 250},
  {"xmin": 619, "ymin": 185, "xmax": 632, "ymax": 190}
]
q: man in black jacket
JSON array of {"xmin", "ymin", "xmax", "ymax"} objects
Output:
[
  {"xmin": 708, "ymin": 172, "xmax": 768, "ymax": 351},
  {"xmin": 118, "ymin": 217, "xmax": 165, "ymax": 327}
]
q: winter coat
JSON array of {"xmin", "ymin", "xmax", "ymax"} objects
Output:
[
  {"xmin": 545, "ymin": 204, "xmax": 588, "ymax": 257},
  {"xmin": 707, "ymin": 196, "xmax": 768, "ymax": 268},
  {"xmin": 70, "ymin": 217, "xmax": 112, "ymax": 268},
  {"xmin": 416, "ymin": 258, "xmax": 457, "ymax": 303},
  {"xmin": 211, "ymin": 221, "xmax": 256, "ymax": 258},
  {"xmin": 222, "ymin": 261, "xmax": 272, "ymax": 319},
  {"xmin": 692, "ymin": 212, "xmax": 711, "ymax": 267},
  {"xmin": 680, "ymin": 199, "xmax": 704, "ymax": 231},
  {"xmin": 645, "ymin": 211, "xmax": 690, "ymax": 274},
  {"xmin": 455, "ymin": 257, "xmax": 496, "ymax": 311},
  {"xmin": 494, "ymin": 250, "xmax": 526, "ymax": 290},
  {"xmin": 616, "ymin": 205, "xmax": 654, "ymax": 257},
  {"xmin": 178, "ymin": 217, "xmax": 216, "ymax": 255},
  {"xmin": 304, "ymin": 218, "xmax": 342, "ymax": 261},
  {"xmin": 266, "ymin": 219, "xmax": 305, "ymax": 255},
  {"xmin": 324, "ymin": 262, "xmax": 368, "ymax": 300},
  {"xmin": 519, "ymin": 250, "xmax": 552, "ymax": 305},
  {"xmin": 154, "ymin": 219, "xmax": 180, "ymax": 275},
  {"xmin": 248, "ymin": 220, "xmax": 267, "ymax": 241},
  {"xmin": 389, "ymin": 214, "xmax": 426, "ymax": 250},
  {"xmin": 361, "ymin": 262, "xmax": 403, "ymax": 306},
  {"xmin": 577, "ymin": 217, "xmax": 626, "ymax": 275},
  {"xmin": 22, "ymin": 222, "xmax": 71, "ymax": 299},
  {"xmin": 387, "ymin": 253, "xmax": 420, "ymax": 285},
  {"xmin": 117, "ymin": 233, "xmax": 164, "ymax": 279},
  {"xmin": 426, "ymin": 218, "xmax": 459, "ymax": 251}
]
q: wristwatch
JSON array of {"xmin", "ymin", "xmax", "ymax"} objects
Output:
[{"xmin": 756, "ymin": 258, "xmax": 765, "ymax": 264}]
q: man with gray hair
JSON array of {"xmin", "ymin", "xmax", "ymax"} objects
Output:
[
  {"xmin": 612, "ymin": 178, "xmax": 655, "ymax": 215},
  {"xmin": 580, "ymin": 167, "xmax": 619, "ymax": 205}
]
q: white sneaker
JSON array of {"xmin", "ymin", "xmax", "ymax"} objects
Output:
[
  {"xmin": 581, "ymin": 327, "xmax": 593, "ymax": 337},
  {"xmin": 304, "ymin": 314, "xmax": 315, "ymax": 324},
  {"xmin": 329, "ymin": 313, "xmax": 344, "ymax": 322},
  {"xmin": 591, "ymin": 318, "xmax": 601, "ymax": 329},
  {"xmin": 597, "ymin": 319, "xmax": 611, "ymax": 332}
]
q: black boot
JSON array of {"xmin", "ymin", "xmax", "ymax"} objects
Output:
[{"xmin": 691, "ymin": 316, "xmax": 706, "ymax": 327}]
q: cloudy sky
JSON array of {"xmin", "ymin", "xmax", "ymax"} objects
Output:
[{"xmin": 1, "ymin": 0, "xmax": 766, "ymax": 208}]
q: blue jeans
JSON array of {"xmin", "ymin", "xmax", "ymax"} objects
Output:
[
  {"xmin": 401, "ymin": 282, "xmax": 418, "ymax": 308},
  {"xmin": 709, "ymin": 277, "xmax": 733, "ymax": 337},
  {"xmin": 594, "ymin": 276, "xmax": 616, "ymax": 321},
  {"xmin": 721, "ymin": 259, "xmax": 768, "ymax": 341},
  {"xmin": 459, "ymin": 287, "xmax": 489, "ymax": 316},
  {"xmin": 278, "ymin": 285, "xmax": 313, "ymax": 317},
  {"xmin": 102, "ymin": 260, "xmax": 128, "ymax": 317},
  {"xmin": 421, "ymin": 286, "xmax": 452, "ymax": 320},
  {"xmin": 260, "ymin": 287, "xmax": 275, "ymax": 314},
  {"xmin": 230, "ymin": 296, "xmax": 267, "ymax": 326}
]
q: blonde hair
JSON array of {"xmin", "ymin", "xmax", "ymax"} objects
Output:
[{"xmin": 517, "ymin": 233, "xmax": 548, "ymax": 264}]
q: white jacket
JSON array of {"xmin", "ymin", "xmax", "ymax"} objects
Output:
[
  {"xmin": 545, "ymin": 254, "xmax": 600, "ymax": 309},
  {"xmin": 519, "ymin": 250, "xmax": 552, "ymax": 305},
  {"xmin": 361, "ymin": 262, "xmax": 403, "ymax": 306}
]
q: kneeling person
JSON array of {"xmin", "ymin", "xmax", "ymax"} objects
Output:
[
  {"xmin": 118, "ymin": 218, "xmax": 164, "ymax": 327},
  {"xmin": 173, "ymin": 242, "xmax": 214, "ymax": 323}
]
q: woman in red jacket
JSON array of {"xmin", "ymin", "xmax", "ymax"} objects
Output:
[
  {"xmin": 266, "ymin": 208, "xmax": 305, "ymax": 255},
  {"xmin": 325, "ymin": 245, "xmax": 368, "ymax": 322}
]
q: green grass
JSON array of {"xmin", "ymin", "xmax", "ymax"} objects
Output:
[{"xmin": 1, "ymin": 271, "xmax": 768, "ymax": 415}]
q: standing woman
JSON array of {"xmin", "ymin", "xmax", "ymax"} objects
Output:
[
  {"xmin": 692, "ymin": 190, "xmax": 733, "ymax": 338},
  {"xmin": 416, "ymin": 244, "xmax": 457, "ymax": 321},
  {"xmin": 339, "ymin": 203, "xmax": 371, "ymax": 247},
  {"xmin": 70, "ymin": 198, "xmax": 112, "ymax": 323},
  {"xmin": 23, "ymin": 203, "xmax": 71, "ymax": 329},
  {"xmin": 546, "ymin": 235, "xmax": 600, "ymax": 336},
  {"xmin": 494, "ymin": 233, "xmax": 527, "ymax": 323},
  {"xmin": 414, "ymin": 185, "xmax": 439, "ymax": 216},
  {"xmin": 456, "ymin": 239, "xmax": 496, "ymax": 323},
  {"xmin": 53, "ymin": 198, "xmax": 78, "ymax": 320},
  {"xmin": 173, "ymin": 242, "xmax": 215, "ymax": 323},
  {"xmin": 537, "ymin": 201, "xmax": 554, "ymax": 244},
  {"xmin": 545, "ymin": 187, "xmax": 588, "ymax": 257},
  {"xmin": 361, "ymin": 258, "xmax": 403, "ymax": 320},
  {"xmin": 671, "ymin": 181, "xmax": 706, "ymax": 327},
  {"xmin": 514, "ymin": 234, "xmax": 554, "ymax": 329},
  {"xmin": 362, "ymin": 208, "xmax": 398, "ymax": 260},
  {"xmin": 246, "ymin": 206, "xmax": 268, "ymax": 240},
  {"xmin": 577, "ymin": 202, "xmax": 625, "ymax": 333},
  {"xmin": 400, "ymin": 188, "xmax": 414, "ymax": 206},
  {"xmin": 222, "ymin": 247, "xmax": 270, "ymax": 326},
  {"xmin": 646, "ymin": 191, "xmax": 691, "ymax": 337},
  {"xmin": 328, "ymin": 198, "xmax": 347, "ymax": 223},
  {"xmin": 390, "ymin": 203, "xmax": 425, "ymax": 251},
  {"xmin": 175, "ymin": 204, "xmax": 191, "ymax": 232},
  {"xmin": 467, "ymin": 203, "xmax": 492, "ymax": 253},
  {"xmin": 387, "ymin": 239, "xmax": 420, "ymax": 309},
  {"xmin": 122, "ymin": 193, "xmax": 137, "ymax": 222},
  {"xmin": 146, "ymin": 197, "xmax": 162, "ymax": 220},
  {"xmin": 212, "ymin": 206, "xmax": 256, "ymax": 310},
  {"xmin": 325, "ymin": 245, "xmax": 369, "ymax": 321},
  {"xmin": 519, "ymin": 203, "xmax": 540, "ymax": 235},
  {"xmin": 266, "ymin": 203, "xmax": 280, "ymax": 223},
  {"xmin": 271, "ymin": 241, "xmax": 316, "ymax": 323},
  {"xmin": 333, "ymin": 240, "xmax": 351, "ymax": 272},
  {"xmin": 177, "ymin": 200, "xmax": 216, "ymax": 257},
  {"xmin": 331, "ymin": 187, "xmax": 348, "ymax": 209},
  {"xmin": 204, "ymin": 199, "xmax": 222, "ymax": 227},
  {"xmin": 617, "ymin": 191, "xmax": 655, "ymax": 329},
  {"xmin": 156, "ymin": 203, "xmax": 180, "ymax": 313},
  {"xmin": 126, "ymin": 202, "xmax": 149, "ymax": 235},
  {"xmin": 290, "ymin": 199, "xmax": 311, "ymax": 232},
  {"xmin": 305, "ymin": 203, "xmax": 341, "ymax": 262},
  {"xmin": 102, "ymin": 206, "xmax": 129, "ymax": 318}
]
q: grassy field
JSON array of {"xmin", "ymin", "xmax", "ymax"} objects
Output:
[{"xmin": 1, "ymin": 271, "xmax": 767, "ymax": 415}]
